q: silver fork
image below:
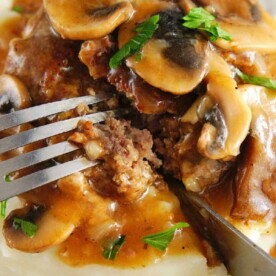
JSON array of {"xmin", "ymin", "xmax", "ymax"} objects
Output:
[{"xmin": 0, "ymin": 94, "xmax": 127, "ymax": 201}]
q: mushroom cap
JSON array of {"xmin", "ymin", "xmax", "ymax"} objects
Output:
[
  {"xmin": 232, "ymin": 84, "xmax": 276, "ymax": 219},
  {"xmin": 216, "ymin": 16, "xmax": 276, "ymax": 53},
  {"xmin": 119, "ymin": 5, "xmax": 210, "ymax": 95},
  {"xmin": 0, "ymin": 74, "xmax": 31, "ymax": 112},
  {"xmin": 126, "ymin": 37, "xmax": 209, "ymax": 95},
  {"xmin": 3, "ymin": 205, "xmax": 75, "ymax": 253},
  {"xmin": 197, "ymin": 52, "xmax": 252, "ymax": 160},
  {"xmin": 182, "ymin": 52, "xmax": 252, "ymax": 160},
  {"xmin": 43, "ymin": 0, "xmax": 134, "ymax": 40},
  {"xmin": 182, "ymin": 0, "xmax": 261, "ymax": 22},
  {"xmin": 183, "ymin": 0, "xmax": 276, "ymax": 53}
]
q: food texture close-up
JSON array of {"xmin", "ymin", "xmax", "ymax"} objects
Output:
[{"xmin": 0, "ymin": 0, "xmax": 276, "ymax": 275}]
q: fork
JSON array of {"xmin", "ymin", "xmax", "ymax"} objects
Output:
[{"xmin": 0, "ymin": 93, "xmax": 128, "ymax": 201}]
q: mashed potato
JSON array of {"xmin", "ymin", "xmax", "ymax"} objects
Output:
[{"xmin": 0, "ymin": 199, "xmax": 228, "ymax": 276}]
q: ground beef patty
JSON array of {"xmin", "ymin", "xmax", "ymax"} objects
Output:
[{"xmin": 69, "ymin": 118, "xmax": 163, "ymax": 202}]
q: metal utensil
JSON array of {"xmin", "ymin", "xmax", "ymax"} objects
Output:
[
  {"xmin": 170, "ymin": 180, "xmax": 276, "ymax": 276},
  {"xmin": 0, "ymin": 94, "xmax": 128, "ymax": 201}
]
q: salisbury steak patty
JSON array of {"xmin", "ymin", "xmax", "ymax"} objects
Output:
[{"xmin": 69, "ymin": 118, "xmax": 163, "ymax": 202}]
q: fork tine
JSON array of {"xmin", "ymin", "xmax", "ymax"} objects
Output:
[
  {"xmin": 0, "ymin": 141, "xmax": 79, "ymax": 177},
  {"xmin": 0, "ymin": 157, "xmax": 98, "ymax": 201},
  {"xmin": 0, "ymin": 109, "xmax": 127, "ymax": 154},
  {"xmin": 0, "ymin": 93, "xmax": 110, "ymax": 132}
]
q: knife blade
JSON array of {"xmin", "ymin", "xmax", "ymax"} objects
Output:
[{"xmin": 170, "ymin": 180, "xmax": 276, "ymax": 276}]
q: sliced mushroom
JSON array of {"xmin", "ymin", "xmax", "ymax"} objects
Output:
[
  {"xmin": 43, "ymin": 0, "xmax": 134, "ymax": 40},
  {"xmin": 3, "ymin": 205, "xmax": 75, "ymax": 253},
  {"xmin": 184, "ymin": 52, "xmax": 252, "ymax": 160},
  {"xmin": 181, "ymin": 0, "xmax": 262, "ymax": 22},
  {"xmin": 0, "ymin": 74, "xmax": 31, "ymax": 112},
  {"xmin": 120, "ymin": 7, "xmax": 210, "ymax": 95},
  {"xmin": 181, "ymin": 52, "xmax": 251, "ymax": 160},
  {"xmin": 216, "ymin": 19, "xmax": 276, "ymax": 53},
  {"xmin": 180, "ymin": 0, "xmax": 276, "ymax": 53},
  {"xmin": 232, "ymin": 85, "xmax": 276, "ymax": 219},
  {"xmin": 181, "ymin": 95, "xmax": 214, "ymax": 124}
]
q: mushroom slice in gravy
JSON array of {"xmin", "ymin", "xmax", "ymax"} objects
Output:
[
  {"xmin": 119, "ymin": 2, "xmax": 210, "ymax": 95},
  {"xmin": 0, "ymin": 74, "xmax": 31, "ymax": 112},
  {"xmin": 43, "ymin": 0, "xmax": 134, "ymax": 40},
  {"xmin": 199, "ymin": 53, "xmax": 251, "ymax": 160},
  {"xmin": 232, "ymin": 85, "xmax": 276, "ymax": 219},
  {"xmin": 181, "ymin": 0, "xmax": 276, "ymax": 53},
  {"xmin": 181, "ymin": 53, "xmax": 251, "ymax": 160},
  {"xmin": 3, "ymin": 205, "xmax": 75, "ymax": 252}
]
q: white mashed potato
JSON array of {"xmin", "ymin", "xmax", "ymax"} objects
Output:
[
  {"xmin": 0, "ymin": 198, "xmax": 228, "ymax": 276},
  {"xmin": 233, "ymin": 220, "xmax": 276, "ymax": 255}
]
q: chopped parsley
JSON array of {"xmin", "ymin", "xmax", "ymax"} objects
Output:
[
  {"xmin": 102, "ymin": 235, "xmax": 126, "ymax": 260},
  {"xmin": 13, "ymin": 217, "xmax": 38, "ymax": 238},
  {"xmin": 12, "ymin": 5, "xmax": 23, "ymax": 13},
  {"xmin": 1, "ymin": 201, "xmax": 7, "ymax": 219},
  {"xmin": 109, "ymin": 14, "xmax": 160, "ymax": 69},
  {"xmin": 183, "ymin": 7, "xmax": 232, "ymax": 42},
  {"xmin": 143, "ymin": 222, "xmax": 190, "ymax": 251},
  {"xmin": 235, "ymin": 68, "xmax": 276, "ymax": 90},
  {"xmin": 4, "ymin": 174, "xmax": 12, "ymax": 183}
]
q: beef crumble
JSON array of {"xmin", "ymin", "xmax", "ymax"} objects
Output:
[{"xmin": 69, "ymin": 118, "xmax": 162, "ymax": 201}]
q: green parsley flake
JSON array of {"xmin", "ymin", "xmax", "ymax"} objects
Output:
[
  {"xmin": 109, "ymin": 14, "xmax": 160, "ymax": 69},
  {"xmin": 235, "ymin": 68, "xmax": 276, "ymax": 90},
  {"xmin": 4, "ymin": 174, "xmax": 12, "ymax": 183},
  {"xmin": 12, "ymin": 5, "xmax": 23, "ymax": 13},
  {"xmin": 1, "ymin": 200, "xmax": 7, "ymax": 218},
  {"xmin": 13, "ymin": 217, "xmax": 38, "ymax": 238},
  {"xmin": 183, "ymin": 7, "xmax": 232, "ymax": 42},
  {"xmin": 102, "ymin": 235, "xmax": 126, "ymax": 260},
  {"xmin": 143, "ymin": 222, "xmax": 190, "ymax": 251}
]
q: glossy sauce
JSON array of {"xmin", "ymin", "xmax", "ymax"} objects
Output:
[
  {"xmin": 0, "ymin": 16, "xmax": 21, "ymax": 73},
  {"xmin": 13, "ymin": 0, "xmax": 42, "ymax": 13},
  {"xmin": 20, "ymin": 180, "xmax": 206, "ymax": 267},
  {"xmin": 271, "ymin": 244, "xmax": 276, "ymax": 259},
  {"xmin": 202, "ymin": 170, "xmax": 235, "ymax": 218},
  {"xmin": 0, "ymin": 0, "xmax": 41, "ymax": 73},
  {"xmin": 58, "ymin": 186, "xmax": 204, "ymax": 267}
]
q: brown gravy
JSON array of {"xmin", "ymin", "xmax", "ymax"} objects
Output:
[
  {"xmin": 58, "ymin": 189, "xmax": 204, "ymax": 267},
  {"xmin": 20, "ymin": 182, "xmax": 206, "ymax": 267},
  {"xmin": 271, "ymin": 244, "xmax": 276, "ymax": 259},
  {"xmin": 0, "ymin": 17, "xmax": 21, "ymax": 73},
  {"xmin": 0, "ymin": 0, "xmax": 41, "ymax": 73}
]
